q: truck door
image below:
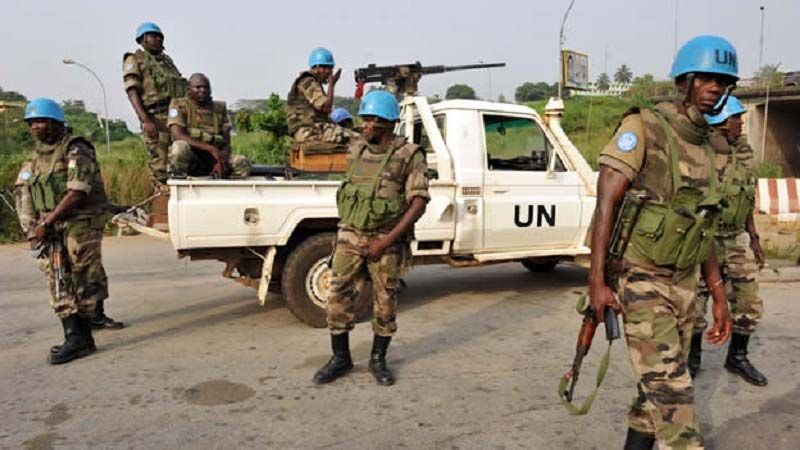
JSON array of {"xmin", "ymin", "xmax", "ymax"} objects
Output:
[{"xmin": 481, "ymin": 114, "xmax": 583, "ymax": 252}]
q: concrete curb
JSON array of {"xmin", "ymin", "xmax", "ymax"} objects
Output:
[{"xmin": 757, "ymin": 265, "xmax": 800, "ymax": 283}]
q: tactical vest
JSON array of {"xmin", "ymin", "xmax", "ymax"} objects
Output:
[
  {"xmin": 718, "ymin": 137, "xmax": 756, "ymax": 231},
  {"xmin": 128, "ymin": 49, "xmax": 187, "ymax": 110},
  {"xmin": 621, "ymin": 107, "xmax": 724, "ymax": 270},
  {"xmin": 29, "ymin": 135, "xmax": 109, "ymax": 217},
  {"xmin": 179, "ymin": 98, "xmax": 227, "ymax": 147},
  {"xmin": 286, "ymin": 71, "xmax": 330, "ymax": 134},
  {"xmin": 336, "ymin": 138, "xmax": 420, "ymax": 231}
]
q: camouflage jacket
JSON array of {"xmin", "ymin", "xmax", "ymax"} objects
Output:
[
  {"xmin": 123, "ymin": 49, "xmax": 187, "ymax": 112},
  {"xmin": 167, "ymin": 97, "xmax": 231, "ymax": 147},
  {"xmin": 15, "ymin": 134, "xmax": 109, "ymax": 237},
  {"xmin": 286, "ymin": 71, "xmax": 330, "ymax": 134}
]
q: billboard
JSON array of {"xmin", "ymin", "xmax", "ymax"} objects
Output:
[{"xmin": 561, "ymin": 50, "xmax": 589, "ymax": 90}]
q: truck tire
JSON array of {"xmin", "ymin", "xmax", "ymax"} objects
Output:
[
  {"xmin": 282, "ymin": 232, "xmax": 372, "ymax": 328},
  {"xmin": 521, "ymin": 259, "xmax": 558, "ymax": 273}
]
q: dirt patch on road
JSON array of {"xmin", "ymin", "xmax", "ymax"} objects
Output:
[{"xmin": 183, "ymin": 380, "xmax": 256, "ymax": 406}]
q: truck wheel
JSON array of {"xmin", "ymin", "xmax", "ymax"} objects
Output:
[
  {"xmin": 521, "ymin": 259, "xmax": 558, "ymax": 273},
  {"xmin": 282, "ymin": 232, "xmax": 372, "ymax": 328}
]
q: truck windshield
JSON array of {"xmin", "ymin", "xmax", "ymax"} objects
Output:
[{"xmin": 483, "ymin": 115, "xmax": 563, "ymax": 172}]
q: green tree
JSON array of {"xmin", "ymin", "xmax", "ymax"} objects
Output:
[
  {"xmin": 514, "ymin": 82, "xmax": 557, "ymax": 102},
  {"xmin": 755, "ymin": 64, "xmax": 784, "ymax": 88},
  {"xmin": 0, "ymin": 86, "xmax": 26, "ymax": 102},
  {"xmin": 249, "ymin": 93, "xmax": 289, "ymax": 137},
  {"xmin": 596, "ymin": 73, "xmax": 611, "ymax": 91},
  {"xmin": 614, "ymin": 64, "xmax": 633, "ymax": 83},
  {"xmin": 333, "ymin": 96, "xmax": 360, "ymax": 117},
  {"xmin": 445, "ymin": 84, "xmax": 477, "ymax": 100}
]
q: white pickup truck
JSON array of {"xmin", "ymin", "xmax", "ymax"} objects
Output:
[{"xmin": 133, "ymin": 97, "xmax": 598, "ymax": 327}]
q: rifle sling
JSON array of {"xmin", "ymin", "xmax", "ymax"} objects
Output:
[{"xmin": 557, "ymin": 293, "xmax": 615, "ymax": 416}]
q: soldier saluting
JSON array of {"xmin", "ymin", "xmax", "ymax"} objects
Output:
[
  {"xmin": 588, "ymin": 36, "xmax": 737, "ymax": 449},
  {"xmin": 15, "ymin": 98, "xmax": 116, "ymax": 364},
  {"xmin": 123, "ymin": 22, "xmax": 187, "ymax": 225},
  {"xmin": 313, "ymin": 91, "xmax": 429, "ymax": 386},
  {"xmin": 286, "ymin": 48, "xmax": 353, "ymax": 147}
]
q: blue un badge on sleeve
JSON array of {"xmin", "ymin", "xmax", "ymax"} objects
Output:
[
  {"xmin": 168, "ymin": 108, "xmax": 179, "ymax": 118},
  {"xmin": 616, "ymin": 131, "xmax": 638, "ymax": 153},
  {"xmin": 20, "ymin": 171, "xmax": 31, "ymax": 181}
]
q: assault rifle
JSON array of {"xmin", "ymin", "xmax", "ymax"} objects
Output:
[
  {"xmin": 354, "ymin": 62, "xmax": 506, "ymax": 98},
  {"xmin": 558, "ymin": 192, "xmax": 649, "ymax": 415},
  {"xmin": 32, "ymin": 225, "xmax": 71, "ymax": 303}
]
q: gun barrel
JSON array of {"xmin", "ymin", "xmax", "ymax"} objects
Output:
[{"xmin": 443, "ymin": 63, "xmax": 506, "ymax": 72}]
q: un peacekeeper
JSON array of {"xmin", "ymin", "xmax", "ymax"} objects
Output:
[
  {"xmin": 286, "ymin": 48, "xmax": 353, "ymax": 146},
  {"xmin": 330, "ymin": 107, "xmax": 354, "ymax": 129},
  {"xmin": 15, "ymin": 98, "xmax": 115, "ymax": 364},
  {"xmin": 688, "ymin": 96, "xmax": 767, "ymax": 386},
  {"xmin": 123, "ymin": 22, "xmax": 187, "ymax": 210},
  {"xmin": 313, "ymin": 90, "xmax": 429, "ymax": 386},
  {"xmin": 588, "ymin": 36, "xmax": 738, "ymax": 450},
  {"xmin": 167, "ymin": 74, "xmax": 251, "ymax": 179}
]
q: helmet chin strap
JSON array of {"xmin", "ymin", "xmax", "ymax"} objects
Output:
[{"xmin": 708, "ymin": 85, "xmax": 734, "ymax": 116}]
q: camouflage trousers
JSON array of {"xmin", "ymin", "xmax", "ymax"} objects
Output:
[
  {"xmin": 619, "ymin": 262, "xmax": 704, "ymax": 449},
  {"xmin": 293, "ymin": 123, "xmax": 353, "ymax": 147},
  {"xmin": 168, "ymin": 141, "xmax": 252, "ymax": 179},
  {"xmin": 143, "ymin": 111, "xmax": 171, "ymax": 193},
  {"xmin": 37, "ymin": 219, "xmax": 108, "ymax": 319},
  {"xmin": 694, "ymin": 231, "xmax": 763, "ymax": 335},
  {"xmin": 327, "ymin": 228, "xmax": 406, "ymax": 336}
]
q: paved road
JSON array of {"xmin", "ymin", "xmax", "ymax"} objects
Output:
[{"xmin": 1, "ymin": 236, "xmax": 798, "ymax": 450}]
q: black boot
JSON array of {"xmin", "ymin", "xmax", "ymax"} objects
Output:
[
  {"xmin": 51, "ymin": 316, "xmax": 96, "ymax": 354},
  {"xmin": 368, "ymin": 335, "xmax": 395, "ymax": 386},
  {"xmin": 687, "ymin": 333, "xmax": 703, "ymax": 378},
  {"xmin": 49, "ymin": 314, "xmax": 93, "ymax": 365},
  {"xmin": 312, "ymin": 333, "xmax": 353, "ymax": 384},
  {"xmin": 725, "ymin": 333, "xmax": 768, "ymax": 386},
  {"xmin": 90, "ymin": 300, "xmax": 124, "ymax": 330},
  {"xmin": 623, "ymin": 427, "xmax": 656, "ymax": 450}
]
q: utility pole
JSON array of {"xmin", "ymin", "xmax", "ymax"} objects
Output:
[
  {"xmin": 758, "ymin": 5, "xmax": 765, "ymax": 74},
  {"xmin": 673, "ymin": 0, "xmax": 679, "ymax": 56},
  {"xmin": 63, "ymin": 58, "xmax": 111, "ymax": 154},
  {"xmin": 557, "ymin": 0, "xmax": 577, "ymax": 99}
]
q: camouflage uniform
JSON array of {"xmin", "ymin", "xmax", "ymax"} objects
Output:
[
  {"xmin": 694, "ymin": 135, "xmax": 762, "ymax": 335},
  {"xmin": 123, "ymin": 49, "xmax": 186, "ymax": 190},
  {"xmin": 14, "ymin": 134, "xmax": 110, "ymax": 319},
  {"xmin": 327, "ymin": 136, "xmax": 429, "ymax": 336},
  {"xmin": 286, "ymin": 71, "xmax": 351, "ymax": 145},
  {"xmin": 166, "ymin": 97, "xmax": 251, "ymax": 178},
  {"xmin": 599, "ymin": 102, "xmax": 725, "ymax": 449}
]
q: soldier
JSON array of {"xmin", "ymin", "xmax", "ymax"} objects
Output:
[
  {"xmin": 312, "ymin": 90, "xmax": 429, "ymax": 386},
  {"xmin": 167, "ymin": 73, "xmax": 251, "ymax": 179},
  {"xmin": 688, "ymin": 96, "xmax": 767, "ymax": 386},
  {"xmin": 15, "ymin": 98, "xmax": 112, "ymax": 364},
  {"xmin": 123, "ymin": 22, "xmax": 187, "ymax": 224},
  {"xmin": 330, "ymin": 107, "xmax": 354, "ymax": 129},
  {"xmin": 286, "ymin": 48, "xmax": 352, "ymax": 146},
  {"xmin": 588, "ymin": 36, "xmax": 738, "ymax": 449}
]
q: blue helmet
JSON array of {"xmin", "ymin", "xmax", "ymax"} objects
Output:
[
  {"xmin": 358, "ymin": 90, "xmax": 400, "ymax": 121},
  {"xmin": 24, "ymin": 98, "xmax": 65, "ymax": 123},
  {"xmin": 705, "ymin": 96, "xmax": 746, "ymax": 125},
  {"xmin": 330, "ymin": 107, "xmax": 353, "ymax": 124},
  {"xmin": 308, "ymin": 47, "xmax": 334, "ymax": 68},
  {"xmin": 669, "ymin": 35, "xmax": 739, "ymax": 80},
  {"xmin": 136, "ymin": 22, "xmax": 163, "ymax": 43}
]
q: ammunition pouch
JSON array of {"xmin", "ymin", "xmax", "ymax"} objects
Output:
[
  {"xmin": 625, "ymin": 111, "xmax": 724, "ymax": 269},
  {"xmin": 31, "ymin": 172, "xmax": 68, "ymax": 213},
  {"xmin": 336, "ymin": 143, "xmax": 404, "ymax": 231},
  {"xmin": 719, "ymin": 183, "xmax": 755, "ymax": 231},
  {"xmin": 188, "ymin": 128, "xmax": 226, "ymax": 147},
  {"xmin": 336, "ymin": 184, "xmax": 404, "ymax": 230}
]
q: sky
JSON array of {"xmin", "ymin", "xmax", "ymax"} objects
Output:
[{"xmin": 1, "ymin": 0, "xmax": 798, "ymax": 129}]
